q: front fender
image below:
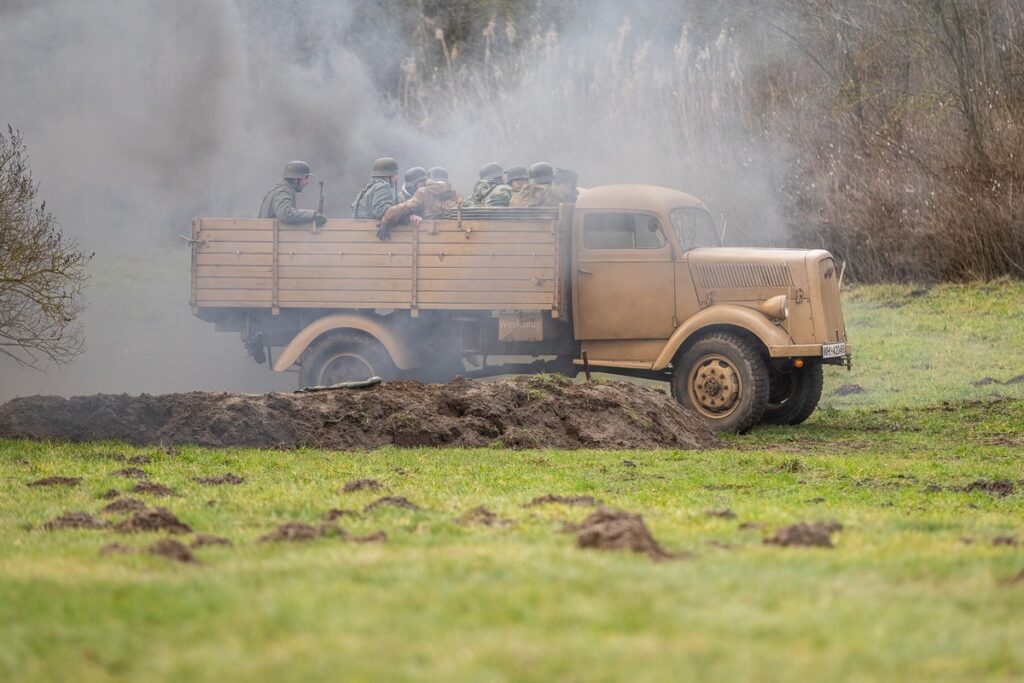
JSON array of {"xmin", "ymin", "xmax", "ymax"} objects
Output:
[
  {"xmin": 651, "ymin": 304, "xmax": 792, "ymax": 370},
  {"xmin": 273, "ymin": 314, "xmax": 420, "ymax": 372}
]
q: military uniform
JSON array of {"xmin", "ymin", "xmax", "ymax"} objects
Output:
[
  {"xmin": 258, "ymin": 182, "xmax": 316, "ymax": 224},
  {"xmin": 378, "ymin": 182, "xmax": 460, "ymax": 239},
  {"xmin": 466, "ymin": 179, "xmax": 513, "ymax": 207},
  {"xmin": 351, "ymin": 178, "xmax": 397, "ymax": 220},
  {"xmin": 509, "ymin": 184, "xmax": 563, "ymax": 208}
]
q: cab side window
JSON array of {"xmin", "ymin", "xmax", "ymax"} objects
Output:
[{"xmin": 583, "ymin": 213, "xmax": 666, "ymax": 250}]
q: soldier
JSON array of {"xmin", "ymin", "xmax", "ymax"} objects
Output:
[
  {"xmin": 351, "ymin": 157, "xmax": 400, "ymax": 220},
  {"xmin": 465, "ymin": 162, "xmax": 512, "ymax": 207},
  {"xmin": 427, "ymin": 166, "xmax": 449, "ymax": 182},
  {"xmin": 377, "ymin": 180, "xmax": 460, "ymax": 240},
  {"xmin": 399, "ymin": 166, "xmax": 427, "ymax": 202},
  {"xmin": 510, "ymin": 162, "xmax": 564, "ymax": 208},
  {"xmin": 505, "ymin": 165, "xmax": 529, "ymax": 194},
  {"xmin": 258, "ymin": 161, "xmax": 326, "ymax": 227}
]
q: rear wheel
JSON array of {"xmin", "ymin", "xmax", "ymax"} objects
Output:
[
  {"xmin": 298, "ymin": 331, "xmax": 397, "ymax": 388},
  {"xmin": 671, "ymin": 332, "xmax": 769, "ymax": 433},
  {"xmin": 761, "ymin": 360, "xmax": 823, "ymax": 425}
]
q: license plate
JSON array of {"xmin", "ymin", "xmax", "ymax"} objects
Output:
[{"xmin": 822, "ymin": 342, "xmax": 848, "ymax": 359}]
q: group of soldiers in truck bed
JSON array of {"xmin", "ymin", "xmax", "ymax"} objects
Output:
[{"xmin": 258, "ymin": 158, "xmax": 570, "ymax": 240}]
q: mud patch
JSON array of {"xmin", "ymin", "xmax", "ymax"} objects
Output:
[
  {"xmin": 260, "ymin": 522, "xmax": 325, "ymax": 542},
  {"xmin": 193, "ymin": 473, "xmax": 245, "ymax": 486},
  {"xmin": 27, "ymin": 476, "xmax": 81, "ymax": 487},
  {"xmin": 573, "ymin": 508, "xmax": 675, "ymax": 561},
  {"xmin": 148, "ymin": 539, "xmax": 199, "ymax": 564},
  {"xmin": 459, "ymin": 506, "xmax": 515, "ymax": 527},
  {"xmin": 130, "ymin": 482, "xmax": 178, "ymax": 497},
  {"xmin": 112, "ymin": 467, "xmax": 148, "ymax": 480},
  {"xmin": 43, "ymin": 511, "xmax": 109, "ymax": 530},
  {"xmin": 101, "ymin": 497, "xmax": 147, "ymax": 514},
  {"xmin": 0, "ymin": 377, "xmax": 719, "ymax": 451},
  {"xmin": 764, "ymin": 521, "xmax": 843, "ymax": 548},
  {"xmin": 190, "ymin": 534, "xmax": 231, "ymax": 548},
  {"xmin": 115, "ymin": 508, "xmax": 192, "ymax": 534},
  {"xmin": 834, "ymin": 384, "xmax": 866, "ymax": 397},
  {"xmin": 962, "ymin": 479, "xmax": 1015, "ymax": 497},
  {"xmin": 524, "ymin": 494, "xmax": 600, "ymax": 507},
  {"xmin": 364, "ymin": 496, "xmax": 419, "ymax": 512},
  {"xmin": 993, "ymin": 535, "xmax": 1019, "ymax": 547},
  {"xmin": 342, "ymin": 478, "xmax": 383, "ymax": 493}
]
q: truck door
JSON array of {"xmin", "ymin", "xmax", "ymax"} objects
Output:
[{"xmin": 573, "ymin": 211, "xmax": 675, "ymax": 340}]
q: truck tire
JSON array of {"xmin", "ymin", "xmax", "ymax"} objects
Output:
[
  {"xmin": 298, "ymin": 331, "xmax": 397, "ymax": 388},
  {"xmin": 762, "ymin": 360, "xmax": 823, "ymax": 426},
  {"xmin": 671, "ymin": 332, "xmax": 769, "ymax": 433}
]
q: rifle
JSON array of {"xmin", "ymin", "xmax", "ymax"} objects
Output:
[{"xmin": 315, "ymin": 180, "xmax": 325, "ymax": 234}]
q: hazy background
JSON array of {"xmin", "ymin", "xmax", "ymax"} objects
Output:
[{"xmin": 2, "ymin": 0, "xmax": 1022, "ymax": 400}]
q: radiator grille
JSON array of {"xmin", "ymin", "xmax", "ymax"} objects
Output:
[
  {"xmin": 818, "ymin": 257, "xmax": 844, "ymax": 341},
  {"xmin": 694, "ymin": 263, "xmax": 794, "ymax": 289}
]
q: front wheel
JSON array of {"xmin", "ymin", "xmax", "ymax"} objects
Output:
[
  {"xmin": 298, "ymin": 331, "xmax": 397, "ymax": 388},
  {"xmin": 761, "ymin": 360, "xmax": 823, "ymax": 425},
  {"xmin": 671, "ymin": 332, "xmax": 769, "ymax": 433}
]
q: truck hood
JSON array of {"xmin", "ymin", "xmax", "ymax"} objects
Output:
[{"xmin": 685, "ymin": 247, "xmax": 829, "ymax": 267}]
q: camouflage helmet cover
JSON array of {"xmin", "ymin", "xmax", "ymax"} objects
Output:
[
  {"xmin": 372, "ymin": 157, "xmax": 400, "ymax": 177},
  {"xmin": 478, "ymin": 161, "xmax": 504, "ymax": 182},
  {"xmin": 505, "ymin": 165, "xmax": 529, "ymax": 182},
  {"xmin": 283, "ymin": 160, "xmax": 312, "ymax": 179},
  {"xmin": 528, "ymin": 161, "xmax": 554, "ymax": 184},
  {"xmin": 404, "ymin": 166, "xmax": 428, "ymax": 185},
  {"xmin": 427, "ymin": 166, "xmax": 449, "ymax": 182}
]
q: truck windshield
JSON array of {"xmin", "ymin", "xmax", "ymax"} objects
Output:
[{"xmin": 670, "ymin": 208, "xmax": 719, "ymax": 252}]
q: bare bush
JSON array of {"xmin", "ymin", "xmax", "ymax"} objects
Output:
[{"xmin": 0, "ymin": 125, "xmax": 91, "ymax": 368}]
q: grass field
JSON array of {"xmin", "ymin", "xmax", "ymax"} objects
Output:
[{"xmin": 2, "ymin": 281, "xmax": 1023, "ymax": 682}]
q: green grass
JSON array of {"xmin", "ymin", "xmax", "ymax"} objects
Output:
[{"xmin": 2, "ymin": 281, "xmax": 1024, "ymax": 682}]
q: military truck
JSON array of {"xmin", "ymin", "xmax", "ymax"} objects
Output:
[{"xmin": 188, "ymin": 184, "xmax": 850, "ymax": 432}]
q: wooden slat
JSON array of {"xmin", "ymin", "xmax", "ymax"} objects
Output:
[
  {"xmin": 197, "ymin": 253, "xmax": 272, "ymax": 266},
  {"xmin": 195, "ymin": 265, "xmax": 273, "ymax": 278},
  {"xmin": 415, "ymin": 242, "xmax": 554, "ymax": 257},
  {"xmin": 418, "ymin": 266, "xmax": 555, "ymax": 280},
  {"xmin": 197, "ymin": 277, "xmax": 273, "ymax": 289},
  {"xmin": 417, "ymin": 279, "xmax": 553, "ymax": 293},
  {"xmin": 278, "ymin": 278, "xmax": 411, "ymax": 291},
  {"xmin": 197, "ymin": 219, "xmax": 274, "ymax": 230},
  {"xmin": 406, "ymin": 254, "xmax": 548, "ymax": 268},
  {"xmin": 417, "ymin": 291, "xmax": 552, "ymax": 305},
  {"xmin": 279, "ymin": 254, "xmax": 412, "ymax": 267},
  {"xmin": 195, "ymin": 289, "xmax": 273, "ymax": 303},
  {"xmin": 201, "ymin": 241, "xmax": 273, "ymax": 254},
  {"xmin": 277, "ymin": 265, "xmax": 412, "ymax": 279},
  {"xmin": 278, "ymin": 290, "xmax": 412, "ymax": 304}
]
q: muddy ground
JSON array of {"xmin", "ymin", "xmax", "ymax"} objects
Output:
[{"xmin": 0, "ymin": 376, "xmax": 718, "ymax": 450}]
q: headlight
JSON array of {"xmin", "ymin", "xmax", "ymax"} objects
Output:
[{"xmin": 759, "ymin": 294, "xmax": 789, "ymax": 321}]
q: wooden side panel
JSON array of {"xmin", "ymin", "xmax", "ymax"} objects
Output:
[{"xmin": 192, "ymin": 217, "xmax": 560, "ymax": 311}]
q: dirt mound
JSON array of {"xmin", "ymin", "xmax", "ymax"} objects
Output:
[
  {"xmin": 963, "ymin": 479, "xmax": 1015, "ymax": 497},
  {"xmin": 525, "ymin": 494, "xmax": 600, "ymax": 507},
  {"xmin": 130, "ymin": 482, "xmax": 177, "ymax": 497},
  {"xmin": 0, "ymin": 376, "xmax": 719, "ymax": 451},
  {"xmin": 190, "ymin": 534, "xmax": 231, "ymax": 548},
  {"xmin": 43, "ymin": 511, "xmax": 109, "ymax": 530},
  {"xmin": 573, "ymin": 508, "xmax": 675, "ymax": 561},
  {"xmin": 99, "ymin": 488, "xmax": 120, "ymax": 499},
  {"xmin": 27, "ymin": 476, "xmax": 81, "ymax": 488},
  {"xmin": 193, "ymin": 473, "xmax": 245, "ymax": 486},
  {"xmin": 324, "ymin": 508, "xmax": 359, "ymax": 521},
  {"xmin": 364, "ymin": 496, "xmax": 419, "ymax": 512},
  {"xmin": 459, "ymin": 506, "xmax": 515, "ymax": 527},
  {"xmin": 764, "ymin": 521, "xmax": 843, "ymax": 548},
  {"xmin": 342, "ymin": 478, "xmax": 383, "ymax": 493},
  {"xmin": 148, "ymin": 539, "xmax": 199, "ymax": 564},
  {"xmin": 115, "ymin": 508, "xmax": 192, "ymax": 534},
  {"xmin": 112, "ymin": 467, "xmax": 148, "ymax": 480},
  {"xmin": 260, "ymin": 522, "xmax": 325, "ymax": 542},
  {"xmin": 101, "ymin": 497, "xmax": 147, "ymax": 514},
  {"xmin": 834, "ymin": 384, "xmax": 866, "ymax": 396},
  {"xmin": 705, "ymin": 508, "xmax": 737, "ymax": 519}
]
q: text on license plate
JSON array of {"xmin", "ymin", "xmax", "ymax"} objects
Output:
[{"xmin": 822, "ymin": 342, "xmax": 848, "ymax": 359}]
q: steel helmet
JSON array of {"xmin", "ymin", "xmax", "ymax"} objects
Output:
[
  {"xmin": 528, "ymin": 162, "xmax": 554, "ymax": 185},
  {"xmin": 478, "ymin": 161, "xmax": 504, "ymax": 182},
  {"xmin": 505, "ymin": 165, "xmax": 529, "ymax": 182},
  {"xmin": 371, "ymin": 157, "xmax": 400, "ymax": 177},
  {"xmin": 404, "ymin": 166, "xmax": 427, "ymax": 185},
  {"xmin": 428, "ymin": 166, "xmax": 449, "ymax": 182},
  {"xmin": 283, "ymin": 160, "xmax": 312, "ymax": 179}
]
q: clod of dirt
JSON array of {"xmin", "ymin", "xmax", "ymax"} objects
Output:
[
  {"xmin": 259, "ymin": 522, "xmax": 323, "ymax": 542},
  {"xmin": 524, "ymin": 494, "xmax": 600, "ymax": 507},
  {"xmin": 621, "ymin": 459, "xmax": 637, "ymax": 468},
  {"xmin": 833, "ymin": 384, "xmax": 866, "ymax": 397},
  {"xmin": 963, "ymin": 479, "xmax": 1015, "ymax": 497},
  {"xmin": 764, "ymin": 521, "xmax": 843, "ymax": 548},
  {"xmin": 27, "ymin": 476, "xmax": 81, "ymax": 487},
  {"xmin": 147, "ymin": 538, "xmax": 199, "ymax": 564},
  {"xmin": 0, "ymin": 377, "xmax": 720, "ymax": 451},
  {"xmin": 193, "ymin": 473, "xmax": 245, "ymax": 486},
  {"xmin": 324, "ymin": 508, "xmax": 359, "ymax": 521},
  {"xmin": 972, "ymin": 377, "xmax": 1001, "ymax": 387},
  {"xmin": 574, "ymin": 508, "xmax": 675, "ymax": 561},
  {"xmin": 341, "ymin": 478, "xmax": 383, "ymax": 493},
  {"xmin": 43, "ymin": 511, "xmax": 109, "ymax": 530},
  {"xmin": 115, "ymin": 508, "xmax": 192, "ymax": 534},
  {"xmin": 364, "ymin": 496, "xmax": 420, "ymax": 512},
  {"xmin": 459, "ymin": 506, "xmax": 515, "ymax": 527},
  {"xmin": 705, "ymin": 508, "xmax": 737, "ymax": 519},
  {"xmin": 130, "ymin": 482, "xmax": 177, "ymax": 497},
  {"xmin": 129, "ymin": 455, "xmax": 152, "ymax": 464},
  {"xmin": 112, "ymin": 467, "xmax": 148, "ymax": 480},
  {"xmin": 738, "ymin": 521, "xmax": 762, "ymax": 530},
  {"xmin": 190, "ymin": 534, "xmax": 231, "ymax": 548},
  {"xmin": 993, "ymin": 535, "xmax": 1019, "ymax": 547},
  {"xmin": 101, "ymin": 497, "xmax": 147, "ymax": 514},
  {"xmin": 99, "ymin": 488, "xmax": 120, "ymax": 499}
]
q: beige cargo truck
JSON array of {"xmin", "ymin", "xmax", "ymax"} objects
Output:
[{"xmin": 189, "ymin": 184, "xmax": 850, "ymax": 432}]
